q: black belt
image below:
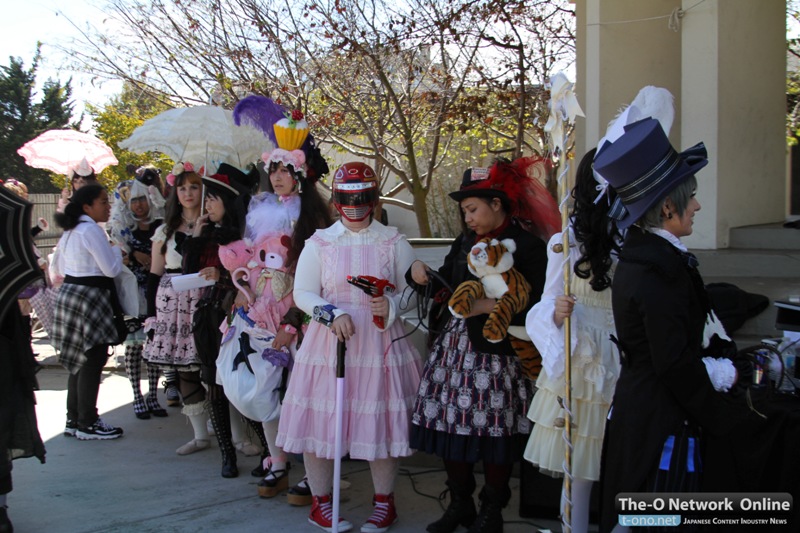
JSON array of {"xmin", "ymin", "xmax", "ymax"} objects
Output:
[
  {"xmin": 64, "ymin": 275, "xmax": 115, "ymax": 291},
  {"xmin": 165, "ymin": 268, "xmax": 182, "ymax": 274}
]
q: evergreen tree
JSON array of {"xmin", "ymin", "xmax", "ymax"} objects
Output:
[
  {"xmin": 37, "ymin": 79, "xmax": 77, "ymax": 131},
  {"xmin": 0, "ymin": 46, "xmax": 76, "ymax": 192}
]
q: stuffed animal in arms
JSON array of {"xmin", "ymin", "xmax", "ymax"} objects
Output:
[{"xmin": 448, "ymin": 237, "xmax": 541, "ymax": 379}]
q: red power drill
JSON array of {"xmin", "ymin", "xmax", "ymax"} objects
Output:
[{"xmin": 346, "ymin": 275, "xmax": 396, "ymax": 329}]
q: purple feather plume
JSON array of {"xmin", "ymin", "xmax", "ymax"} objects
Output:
[{"xmin": 233, "ymin": 95, "xmax": 288, "ymax": 149}]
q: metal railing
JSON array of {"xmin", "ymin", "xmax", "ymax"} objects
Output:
[
  {"xmin": 28, "ymin": 193, "xmax": 456, "ymax": 261},
  {"xmin": 407, "ymin": 237, "xmax": 455, "ymax": 246}
]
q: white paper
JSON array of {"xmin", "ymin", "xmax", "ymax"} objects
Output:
[{"xmin": 170, "ymin": 272, "xmax": 215, "ymax": 292}]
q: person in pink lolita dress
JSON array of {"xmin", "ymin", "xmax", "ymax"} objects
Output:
[
  {"xmin": 276, "ymin": 162, "xmax": 421, "ymax": 533},
  {"xmin": 143, "ymin": 163, "xmax": 208, "ymax": 455}
]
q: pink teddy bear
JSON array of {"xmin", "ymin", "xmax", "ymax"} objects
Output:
[
  {"xmin": 232, "ymin": 234, "xmax": 294, "ymax": 334},
  {"xmin": 218, "ymin": 238, "xmax": 255, "ymax": 274}
]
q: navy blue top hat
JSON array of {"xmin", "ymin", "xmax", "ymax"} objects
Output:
[{"xmin": 594, "ymin": 117, "xmax": 708, "ymax": 230}]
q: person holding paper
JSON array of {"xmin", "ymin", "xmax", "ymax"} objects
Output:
[
  {"xmin": 181, "ymin": 170, "xmax": 266, "ymax": 479},
  {"xmin": 142, "ymin": 162, "xmax": 210, "ymax": 455}
]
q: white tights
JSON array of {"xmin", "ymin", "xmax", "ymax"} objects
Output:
[
  {"xmin": 304, "ymin": 454, "xmax": 399, "ymax": 496},
  {"xmin": 229, "ymin": 404, "xmax": 247, "ymax": 444},
  {"xmin": 262, "ymin": 418, "xmax": 286, "ymax": 468}
]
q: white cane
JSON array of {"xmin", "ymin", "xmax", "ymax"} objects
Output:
[{"xmin": 332, "ymin": 339, "xmax": 346, "ymax": 533}]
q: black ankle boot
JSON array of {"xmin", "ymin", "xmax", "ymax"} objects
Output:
[
  {"xmin": 426, "ymin": 478, "xmax": 477, "ymax": 533},
  {"xmin": 221, "ymin": 456, "xmax": 239, "ymax": 478},
  {"xmin": 466, "ymin": 485, "xmax": 510, "ymax": 533}
]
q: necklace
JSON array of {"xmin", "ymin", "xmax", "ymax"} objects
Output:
[{"xmin": 181, "ymin": 214, "xmax": 197, "ymax": 230}]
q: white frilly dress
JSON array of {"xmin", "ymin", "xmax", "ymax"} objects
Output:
[{"xmin": 523, "ymin": 228, "xmax": 620, "ymax": 481}]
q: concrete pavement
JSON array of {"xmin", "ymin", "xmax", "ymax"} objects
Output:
[
  {"xmin": 15, "ymin": 234, "xmax": 797, "ymax": 532},
  {"xmin": 9, "ymin": 330, "xmax": 565, "ymax": 533}
]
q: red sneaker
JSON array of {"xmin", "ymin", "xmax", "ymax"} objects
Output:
[
  {"xmin": 360, "ymin": 493, "xmax": 398, "ymax": 532},
  {"xmin": 308, "ymin": 494, "xmax": 353, "ymax": 532}
]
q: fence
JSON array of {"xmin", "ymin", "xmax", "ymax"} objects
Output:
[{"xmin": 29, "ymin": 193, "xmax": 63, "ymax": 259}]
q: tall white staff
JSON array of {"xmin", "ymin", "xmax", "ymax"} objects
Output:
[
  {"xmin": 332, "ymin": 339, "xmax": 346, "ymax": 533},
  {"xmin": 543, "ymin": 72, "xmax": 584, "ymax": 533}
]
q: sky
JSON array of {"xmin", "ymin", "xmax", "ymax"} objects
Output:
[{"xmin": 0, "ymin": 0, "xmax": 122, "ymax": 129}]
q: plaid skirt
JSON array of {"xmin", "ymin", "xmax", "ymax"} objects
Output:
[
  {"xmin": 30, "ymin": 285, "xmax": 57, "ymax": 337},
  {"xmin": 52, "ymin": 283, "xmax": 118, "ymax": 374}
]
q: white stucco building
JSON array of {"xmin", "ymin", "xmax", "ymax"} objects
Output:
[{"xmin": 573, "ymin": 0, "xmax": 787, "ymax": 249}]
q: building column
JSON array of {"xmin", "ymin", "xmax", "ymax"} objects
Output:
[
  {"xmin": 574, "ymin": 0, "xmax": 786, "ymax": 249},
  {"xmin": 681, "ymin": 0, "xmax": 786, "ymax": 249}
]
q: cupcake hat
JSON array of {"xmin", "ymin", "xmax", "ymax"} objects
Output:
[
  {"xmin": 233, "ymin": 95, "xmax": 327, "ymax": 182},
  {"xmin": 274, "ymin": 109, "xmax": 309, "ymax": 151}
]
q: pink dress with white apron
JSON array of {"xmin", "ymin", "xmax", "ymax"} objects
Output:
[{"xmin": 276, "ymin": 220, "xmax": 422, "ymax": 461}]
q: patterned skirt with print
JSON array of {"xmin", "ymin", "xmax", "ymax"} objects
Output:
[
  {"xmin": 142, "ymin": 273, "xmax": 202, "ymax": 368},
  {"xmin": 410, "ymin": 317, "xmax": 533, "ymax": 465}
]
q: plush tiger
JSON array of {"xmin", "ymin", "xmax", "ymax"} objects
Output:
[{"xmin": 448, "ymin": 237, "xmax": 542, "ymax": 380}]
